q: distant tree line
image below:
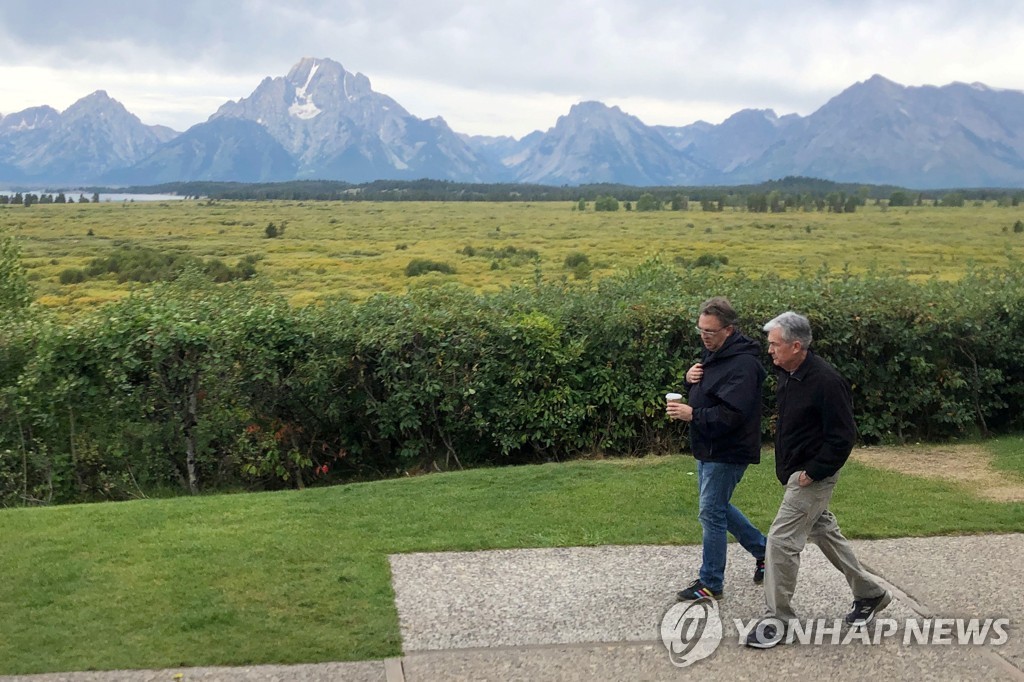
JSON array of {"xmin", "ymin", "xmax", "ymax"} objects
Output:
[
  {"xmin": 0, "ymin": 192, "xmax": 101, "ymax": 206},
  {"xmin": 9, "ymin": 177, "xmax": 1024, "ymax": 208},
  {"xmin": 112, "ymin": 177, "xmax": 907, "ymax": 203},
  {"xmin": 132, "ymin": 178, "xmax": 1023, "ymax": 206}
]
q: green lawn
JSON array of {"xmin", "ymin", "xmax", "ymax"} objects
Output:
[
  {"xmin": 989, "ymin": 434, "xmax": 1024, "ymax": 478},
  {"xmin": 1, "ymin": 444, "xmax": 1022, "ymax": 675}
]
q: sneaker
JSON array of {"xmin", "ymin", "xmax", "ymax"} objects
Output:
[
  {"xmin": 745, "ymin": 621, "xmax": 785, "ymax": 649},
  {"xmin": 676, "ymin": 579, "xmax": 723, "ymax": 601},
  {"xmin": 845, "ymin": 591, "xmax": 892, "ymax": 626},
  {"xmin": 753, "ymin": 559, "xmax": 765, "ymax": 584}
]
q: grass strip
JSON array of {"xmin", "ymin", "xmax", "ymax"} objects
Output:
[{"xmin": 988, "ymin": 434, "xmax": 1024, "ymax": 478}]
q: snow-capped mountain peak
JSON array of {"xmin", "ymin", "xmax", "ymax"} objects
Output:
[
  {"xmin": 288, "ymin": 60, "xmax": 323, "ymax": 120},
  {"xmin": 208, "ymin": 57, "xmax": 486, "ymax": 182}
]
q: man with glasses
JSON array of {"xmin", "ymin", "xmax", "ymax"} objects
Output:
[
  {"xmin": 745, "ymin": 311, "xmax": 890, "ymax": 649},
  {"xmin": 667, "ymin": 296, "xmax": 768, "ymax": 601}
]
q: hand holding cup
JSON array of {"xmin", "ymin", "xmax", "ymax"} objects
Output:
[{"xmin": 665, "ymin": 392, "xmax": 693, "ymax": 422}]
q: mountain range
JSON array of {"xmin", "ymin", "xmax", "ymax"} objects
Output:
[{"xmin": 3, "ymin": 57, "xmax": 1024, "ymax": 189}]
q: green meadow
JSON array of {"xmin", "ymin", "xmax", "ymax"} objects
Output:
[{"xmin": 4, "ymin": 199, "xmax": 1024, "ymax": 312}]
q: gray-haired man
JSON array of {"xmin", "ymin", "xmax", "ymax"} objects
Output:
[{"xmin": 745, "ymin": 311, "xmax": 891, "ymax": 649}]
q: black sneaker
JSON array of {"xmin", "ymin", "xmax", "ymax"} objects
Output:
[
  {"xmin": 745, "ymin": 621, "xmax": 785, "ymax": 649},
  {"xmin": 676, "ymin": 579, "xmax": 723, "ymax": 601},
  {"xmin": 845, "ymin": 591, "xmax": 892, "ymax": 626},
  {"xmin": 753, "ymin": 559, "xmax": 765, "ymax": 584}
]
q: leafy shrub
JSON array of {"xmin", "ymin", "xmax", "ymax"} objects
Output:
[
  {"xmin": 59, "ymin": 268, "xmax": 88, "ymax": 284},
  {"xmin": 564, "ymin": 252, "xmax": 590, "ymax": 268},
  {"xmin": 205, "ymin": 255, "xmax": 259, "ymax": 283},
  {"xmin": 405, "ymin": 259, "xmax": 456, "ymax": 277},
  {"xmin": 82, "ymin": 246, "xmax": 258, "ymax": 284},
  {"xmin": 0, "ymin": 233, "xmax": 31, "ymax": 313},
  {"xmin": 264, "ymin": 222, "xmax": 286, "ymax": 238},
  {"xmin": 5, "ymin": 258, "xmax": 1024, "ymax": 505},
  {"xmin": 571, "ymin": 263, "xmax": 592, "ymax": 280},
  {"xmin": 691, "ymin": 254, "xmax": 729, "ymax": 268},
  {"xmin": 636, "ymin": 193, "xmax": 662, "ymax": 212},
  {"xmin": 460, "ymin": 244, "xmax": 539, "ymax": 265}
]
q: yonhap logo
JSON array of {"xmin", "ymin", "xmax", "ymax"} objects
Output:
[{"xmin": 660, "ymin": 597, "xmax": 723, "ymax": 667}]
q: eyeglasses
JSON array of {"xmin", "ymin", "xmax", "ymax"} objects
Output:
[{"xmin": 695, "ymin": 326, "xmax": 725, "ymax": 337}]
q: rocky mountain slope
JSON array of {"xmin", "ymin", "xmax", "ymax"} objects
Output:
[{"xmin": 4, "ymin": 60, "xmax": 1024, "ymax": 189}]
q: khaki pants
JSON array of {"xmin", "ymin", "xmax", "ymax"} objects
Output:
[{"xmin": 764, "ymin": 471, "xmax": 885, "ymax": 622}]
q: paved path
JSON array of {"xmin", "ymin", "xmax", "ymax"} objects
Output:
[{"xmin": 5, "ymin": 534, "xmax": 1023, "ymax": 681}]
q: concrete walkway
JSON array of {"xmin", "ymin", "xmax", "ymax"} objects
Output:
[{"xmin": 4, "ymin": 534, "xmax": 1023, "ymax": 681}]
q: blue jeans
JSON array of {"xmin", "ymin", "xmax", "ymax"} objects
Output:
[{"xmin": 696, "ymin": 460, "xmax": 767, "ymax": 592}]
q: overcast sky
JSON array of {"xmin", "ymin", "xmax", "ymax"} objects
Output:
[{"xmin": 3, "ymin": 0, "xmax": 1024, "ymax": 138}]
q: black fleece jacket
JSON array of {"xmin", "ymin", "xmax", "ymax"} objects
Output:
[
  {"xmin": 684, "ymin": 331, "xmax": 766, "ymax": 465},
  {"xmin": 773, "ymin": 351, "xmax": 857, "ymax": 484}
]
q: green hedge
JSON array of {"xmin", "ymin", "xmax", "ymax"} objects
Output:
[{"xmin": 2, "ymin": 260, "xmax": 1024, "ymax": 505}]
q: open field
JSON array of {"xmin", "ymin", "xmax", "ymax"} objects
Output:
[
  {"xmin": 3, "ymin": 199, "xmax": 1024, "ymax": 312},
  {"xmin": 0, "ymin": 440, "xmax": 1022, "ymax": 675}
]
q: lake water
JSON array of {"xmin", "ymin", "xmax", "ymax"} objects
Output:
[{"xmin": 0, "ymin": 190, "xmax": 190, "ymax": 202}]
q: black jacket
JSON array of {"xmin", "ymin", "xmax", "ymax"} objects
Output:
[
  {"xmin": 684, "ymin": 331, "xmax": 766, "ymax": 465},
  {"xmin": 773, "ymin": 351, "xmax": 857, "ymax": 484}
]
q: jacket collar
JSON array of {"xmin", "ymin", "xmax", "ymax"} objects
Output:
[{"xmin": 780, "ymin": 350, "xmax": 815, "ymax": 380}]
